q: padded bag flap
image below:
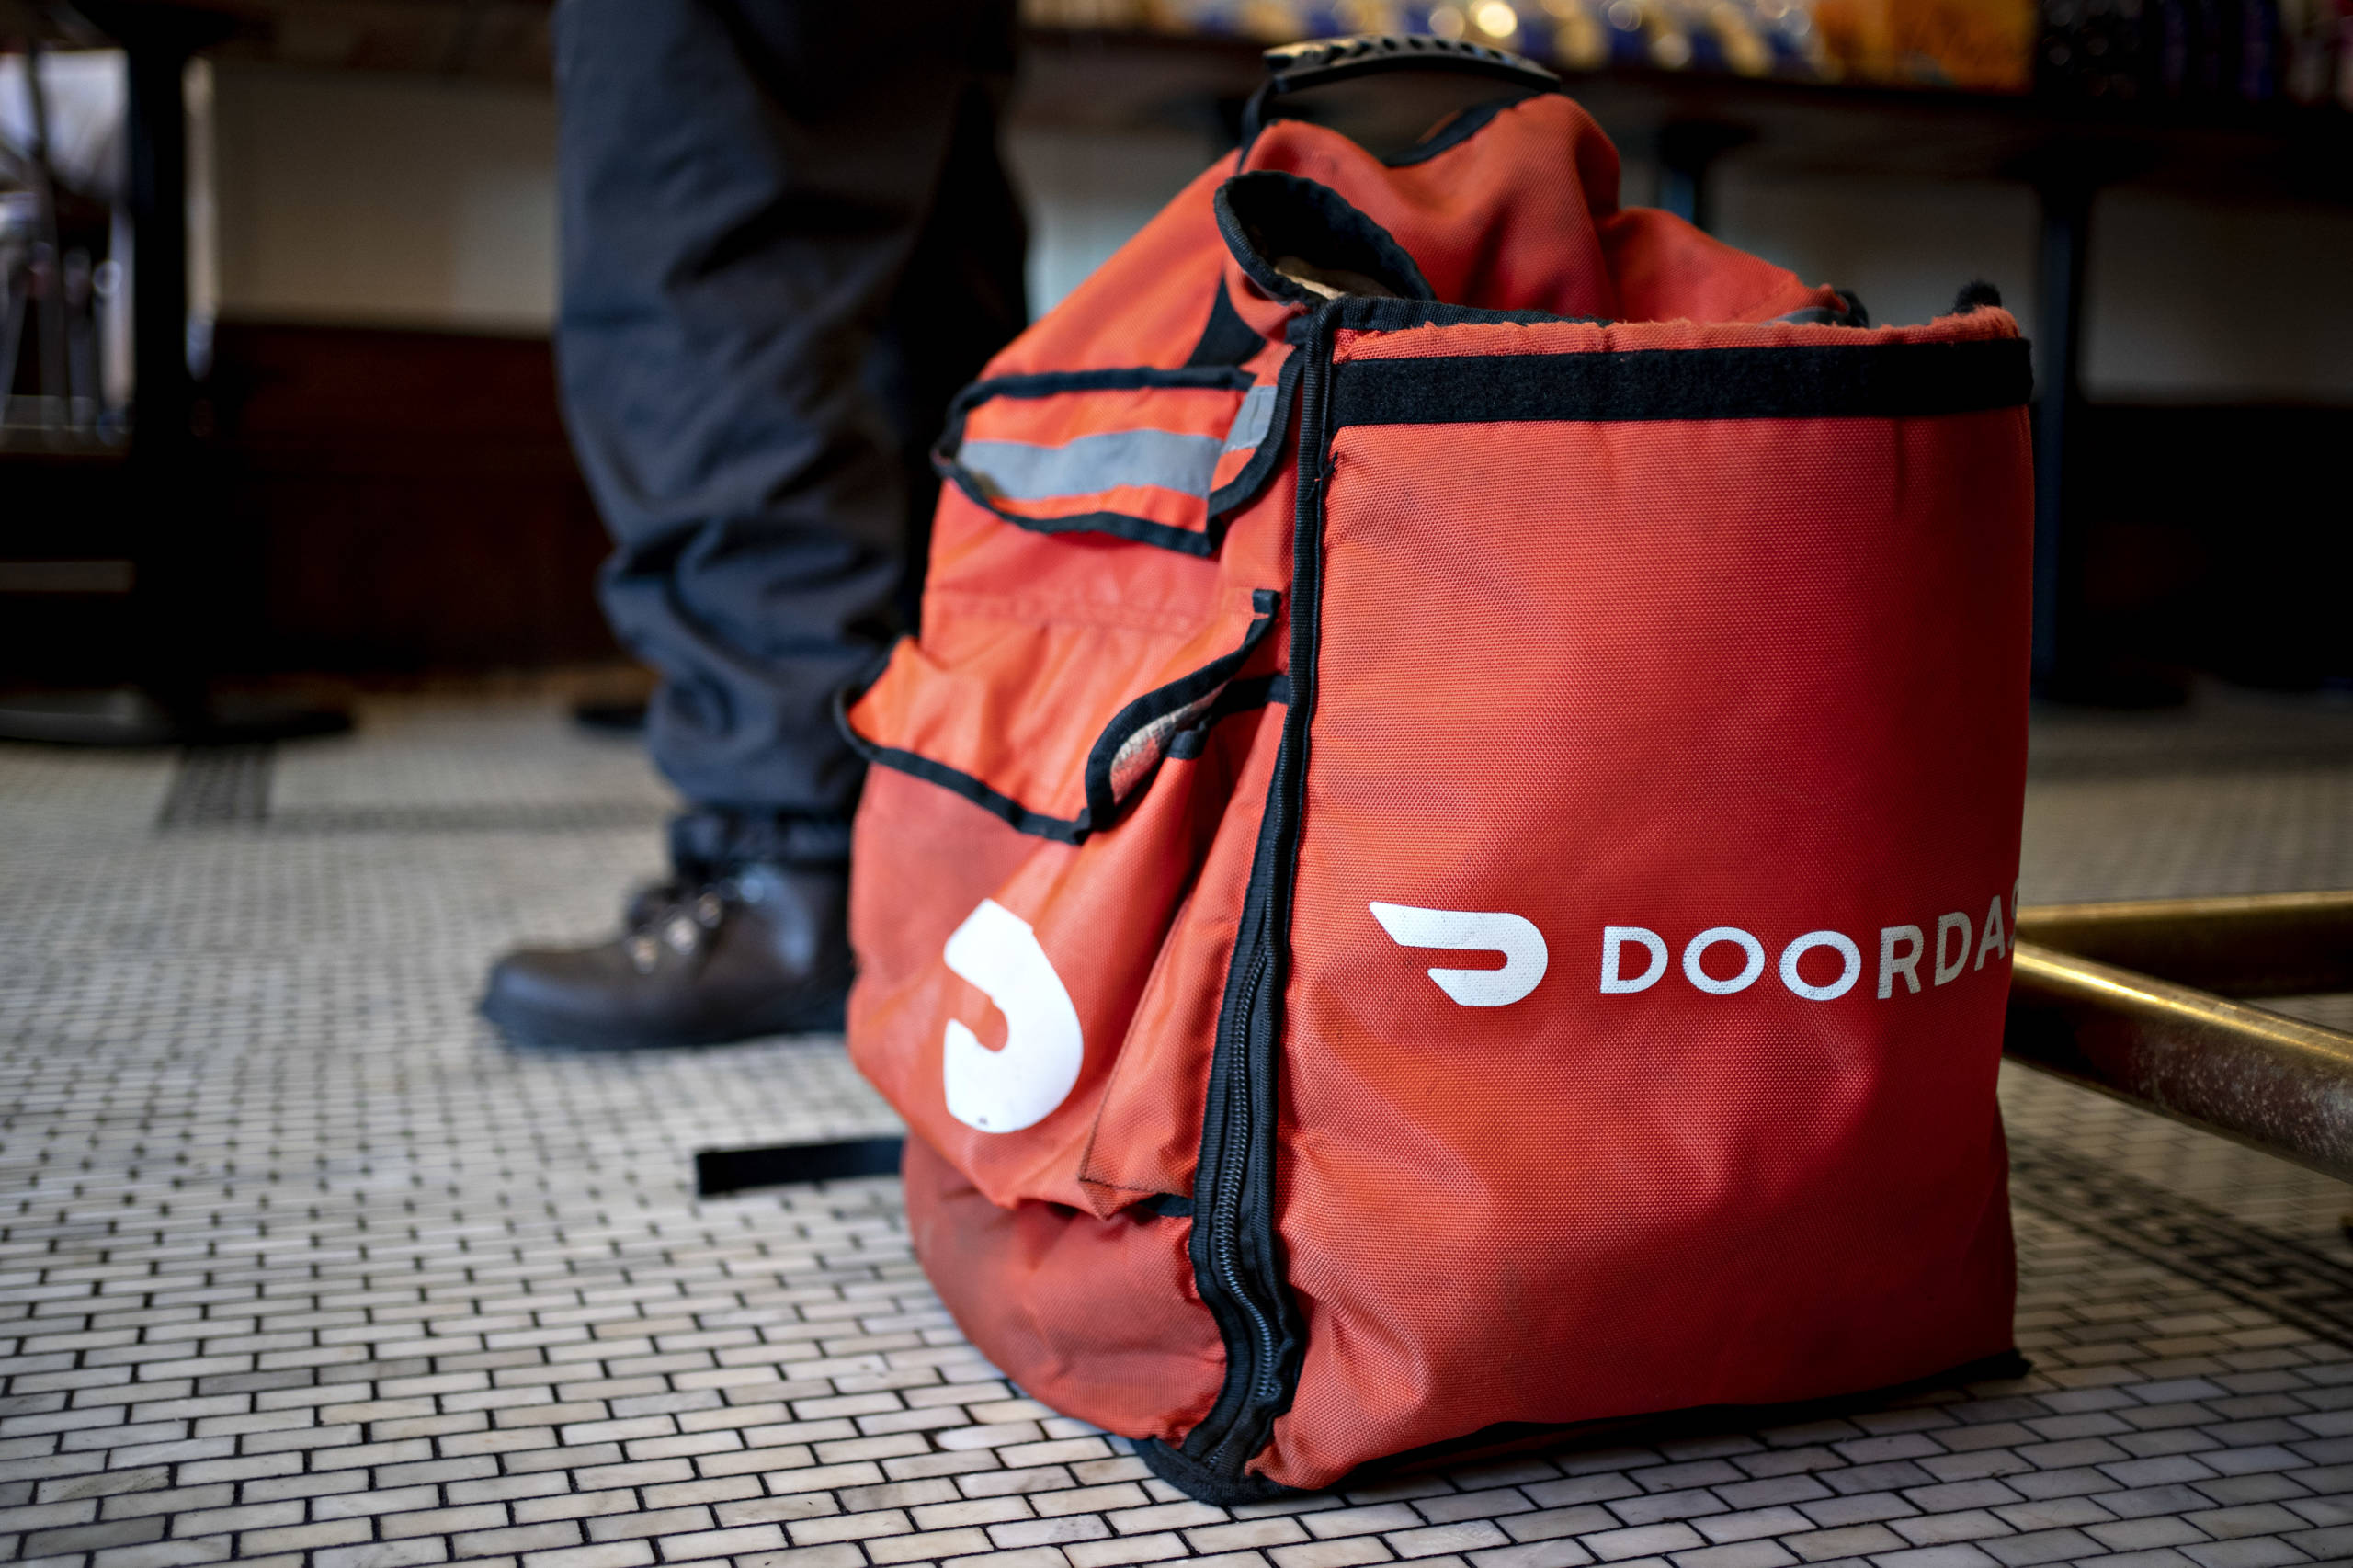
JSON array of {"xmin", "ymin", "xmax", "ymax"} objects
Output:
[
  {"xmin": 936, "ymin": 358, "xmax": 1298, "ymax": 556},
  {"xmin": 840, "ymin": 585, "xmax": 1279, "ymax": 843}
]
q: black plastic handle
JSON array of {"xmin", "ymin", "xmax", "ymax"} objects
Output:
[
  {"xmin": 1241, "ymin": 33, "xmax": 1561, "ymax": 146},
  {"xmin": 1261, "ymin": 32, "xmax": 1562, "ymax": 96},
  {"xmin": 1242, "ymin": 33, "xmax": 1552, "ymax": 145}
]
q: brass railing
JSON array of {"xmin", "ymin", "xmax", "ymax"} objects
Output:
[{"xmin": 2009, "ymin": 891, "xmax": 2353, "ymax": 1182}]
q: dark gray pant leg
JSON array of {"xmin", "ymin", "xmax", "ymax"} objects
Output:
[{"xmin": 552, "ymin": 0, "xmax": 1025, "ymax": 869}]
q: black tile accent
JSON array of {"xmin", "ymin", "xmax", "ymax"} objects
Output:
[
  {"xmin": 155, "ymin": 744, "xmax": 275, "ymax": 829},
  {"xmin": 2009, "ymin": 1132, "xmax": 2353, "ymax": 1350}
]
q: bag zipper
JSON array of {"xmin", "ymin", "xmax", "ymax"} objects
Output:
[
  {"xmin": 1198, "ymin": 937, "xmax": 1281, "ymax": 1469},
  {"xmin": 1183, "ymin": 304, "xmax": 1339, "ymax": 1482},
  {"xmin": 1181, "ymin": 816, "xmax": 1293, "ymax": 1477}
]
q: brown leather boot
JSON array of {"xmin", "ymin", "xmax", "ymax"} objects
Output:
[{"xmin": 480, "ymin": 863, "xmax": 852, "ymax": 1048}]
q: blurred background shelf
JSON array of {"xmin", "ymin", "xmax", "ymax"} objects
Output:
[
  {"xmin": 1016, "ymin": 28, "xmax": 2353, "ymax": 204},
  {"xmin": 5, "ymin": 0, "xmax": 2349, "ymax": 710},
  {"xmin": 33, "ymin": 0, "xmax": 2348, "ymax": 165}
]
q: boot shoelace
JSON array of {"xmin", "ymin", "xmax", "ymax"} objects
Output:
[{"xmin": 624, "ymin": 883, "xmax": 731, "ymax": 974}]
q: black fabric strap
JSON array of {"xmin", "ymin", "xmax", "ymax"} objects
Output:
[{"xmin": 1330, "ymin": 339, "xmax": 2032, "ymax": 426}]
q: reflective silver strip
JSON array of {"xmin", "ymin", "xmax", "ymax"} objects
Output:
[
  {"xmin": 1222, "ymin": 382, "xmax": 1277, "ymax": 454},
  {"xmin": 958, "ymin": 383, "xmax": 1274, "ymax": 504},
  {"xmin": 960, "ymin": 428, "xmax": 1225, "ymax": 502}
]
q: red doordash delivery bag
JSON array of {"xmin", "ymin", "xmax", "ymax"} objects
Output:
[{"xmin": 837, "ymin": 36, "xmax": 2035, "ymax": 1502}]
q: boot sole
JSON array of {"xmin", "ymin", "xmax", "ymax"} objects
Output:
[{"xmin": 479, "ymin": 989, "xmax": 848, "ymax": 1051}]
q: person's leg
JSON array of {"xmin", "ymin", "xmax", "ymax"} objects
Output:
[{"xmin": 483, "ymin": 0, "xmax": 1025, "ymax": 1048}]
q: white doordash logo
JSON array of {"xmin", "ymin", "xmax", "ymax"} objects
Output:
[
  {"xmin": 1379, "ymin": 892, "xmax": 2014, "ymax": 1006},
  {"xmin": 939, "ymin": 899, "xmax": 1083, "ymax": 1133},
  {"xmin": 1368, "ymin": 902, "xmax": 1550, "ymax": 1006}
]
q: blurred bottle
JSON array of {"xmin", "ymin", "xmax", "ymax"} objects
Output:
[
  {"xmin": 2234, "ymin": 0, "xmax": 2280, "ymax": 96},
  {"xmin": 2279, "ymin": 0, "xmax": 2334, "ymax": 99},
  {"xmin": 1020, "ymin": 0, "xmax": 1157, "ymax": 28},
  {"xmin": 2339, "ymin": 0, "xmax": 2353, "ymax": 106},
  {"xmin": 1334, "ymin": 0, "xmax": 1407, "ymax": 31},
  {"xmin": 1587, "ymin": 0, "xmax": 1705, "ymax": 68},
  {"xmin": 1544, "ymin": 0, "xmax": 1614, "ymax": 66},
  {"xmin": 1820, "ymin": 0, "xmax": 2037, "ymax": 88},
  {"xmin": 1750, "ymin": 0, "xmax": 1840, "ymax": 76},
  {"xmin": 1463, "ymin": 0, "xmax": 1535, "ymax": 49},
  {"xmin": 1690, "ymin": 0, "xmax": 1775, "ymax": 72},
  {"xmin": 1239, "ymin": 0, "xmax": 1310, "ymax": 40},
  {"xmin": 2039, "ymin": 0, "xmax": 2158, "ymax": 100}
]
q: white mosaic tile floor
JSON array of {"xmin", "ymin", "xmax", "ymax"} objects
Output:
[{"xmin": 5, "ymin": 687, "xmax": 2353, "ymax": 1568}]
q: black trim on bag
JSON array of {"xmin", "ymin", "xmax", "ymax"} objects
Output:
[
  {"xmin": 1212, "ymin": 671, "xmax": 1290, "ymax": 716},
  {"xmin": 1169, "ymin": 674, "xmax": 1290, "ymax": 761},
  {"xmin": 1327, "ymin": 338, "xmax": 2033, "ymax": 427},
  {"xmin": 934, "ymin": 365, "xmax": 1290, "ymax": 557},
  {"xmin": 831, "ymin": 598, "xmax": 1285, "ymax": 846},
  {"xmin": 1186, "ymin": 284, "xmax": 1268, "ymax": 368},
  {"xmin": 835, "ymin": 732, "xmax": 1090, "ymax": 844},
  {"xmin": 944, "ymin": 366, "xmax": 1253, "ymax": 408},
  {"xmin": 1326, "ymin": 297, "xmax": 1611, "ymax": 332},
  {"xmin": 1213, "ymin": 173, "xmax": 1435, "ymax": 307}
]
